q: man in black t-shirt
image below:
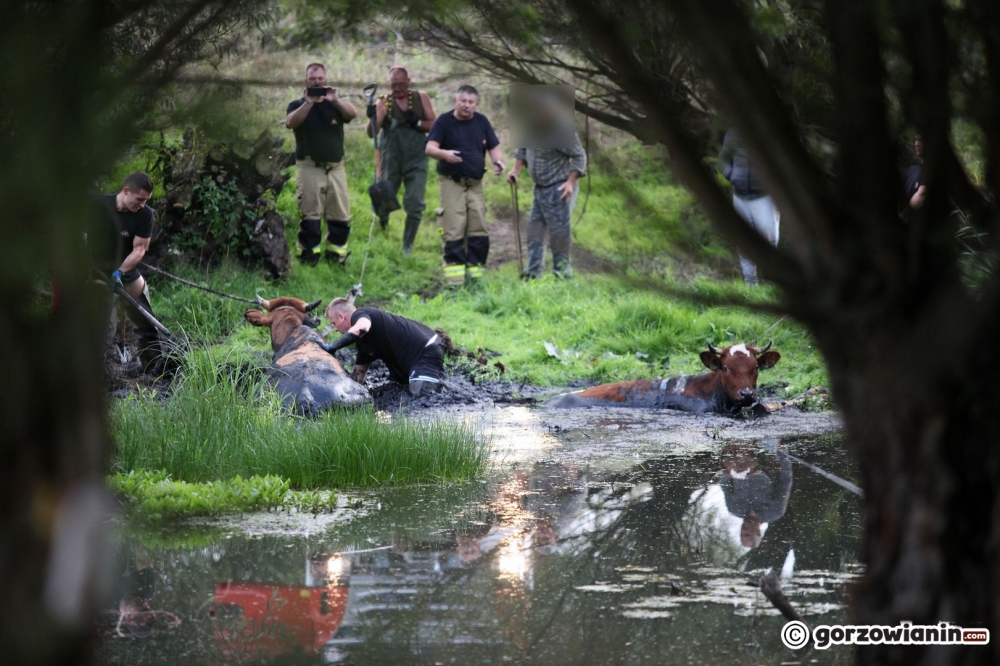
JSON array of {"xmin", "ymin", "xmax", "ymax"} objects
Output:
[
  {"xmin": 285, "ymin": 63, "xmax": 358, "ymax": 266},
  {"xmin": 89, "ymin": 171, "xmax": 164, "ymax": 373},
  {"xmin": 426, "ymin": 85, "xmax": 505, "ymax": 287},
  {"xmin": 322, "ymin": 298, "xmax": 444, "ymax": 397}
]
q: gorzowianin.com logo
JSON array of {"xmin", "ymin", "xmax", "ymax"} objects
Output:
[{"xmin": 781, "ymin": 620, "xmax": 990, "ymax": 650}]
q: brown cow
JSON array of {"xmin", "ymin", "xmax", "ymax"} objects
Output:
[
  {"xmin": 245, "ymin": 297, "xmax": 370, "ymax": 415},
  {"xmin": 546, "ymin": 342, "xmax": 782, "ymax": 415}
]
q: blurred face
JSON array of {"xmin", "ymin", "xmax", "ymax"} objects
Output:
[
  {"xmin": 306, "ymin": 66, "xmax": 327, "ymax": 88},
  {"xmin": 121, "ymin": 187, "xmax": 151, "ymax": 212},
  {"xmin": 389, "ymin": 69, "xmax": 410, "ymax": 98},
  {"xmin": 454, "ymin": 92, "xmax": 479, "ymax": 120}
]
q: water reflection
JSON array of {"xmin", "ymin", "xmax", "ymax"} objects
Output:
[{"xmin": 97, "ymin": 436, "xmax": 862, "ymax": 665}]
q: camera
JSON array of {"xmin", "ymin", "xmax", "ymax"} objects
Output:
[{"xmin": 307, "ymin": 86, "xmax": 328, "ymax": 98}]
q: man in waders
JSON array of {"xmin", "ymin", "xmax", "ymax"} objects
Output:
[
  {"xmin": 426, "ymin": 85, "xmax": 505, "ymax": 287},
  {"xmin": 366, "ymin": 66, "xmax": 437, "ymax": 255},
  {"xmin": 285, "ymin": 63, "xmax": 358, "ymax": 267},
  {"xmin": 88, "ymin": 172, "xmax": 164, "ymax": 374}
]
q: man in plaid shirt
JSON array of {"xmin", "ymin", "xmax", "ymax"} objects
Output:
[{"xmin": 507, "ymin": 118, "xmax": 587, "ymax": 279}]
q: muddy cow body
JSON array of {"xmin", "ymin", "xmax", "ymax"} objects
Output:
[
  {"xmin": 245, "ymin": 297, "xmax": 370, "ymax": 415},
  {"xmin": 547, "ymin": 342, "xmax": 781, "ymax": 415}
]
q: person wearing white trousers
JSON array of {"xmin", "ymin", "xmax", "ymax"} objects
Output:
[
  {"xmin": 732, "ymin": 194, "xmax": 780, "ymax": 286},
  {"xmin": 719, "ymin": 128, "xmax": 780, "ymax": 286}
]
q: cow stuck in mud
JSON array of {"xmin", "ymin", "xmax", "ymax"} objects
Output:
[
  {"xmin": 547, "ymin": 342, "xmax": 785, "ymax": 415},
  {"xmin": 245, "ymin": 297, "xmax": 370, "ymax": 415}
]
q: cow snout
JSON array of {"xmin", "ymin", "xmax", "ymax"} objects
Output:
[{"xmin": 739, "ymin": 388, "xmax": 755, "ymax": 400}]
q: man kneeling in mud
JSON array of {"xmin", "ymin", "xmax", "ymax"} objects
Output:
[{"xmin": 322, "ymin": 298, "xmax": 444, "ymax": 396}]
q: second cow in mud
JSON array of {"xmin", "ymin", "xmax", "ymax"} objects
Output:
[
  {"xmin": 547, "ymin": 342, "xmax": 781, "ymax": 415},
  {"xmin": 245, "ymin": 297, "xmax": 371, "ymax": 415}
]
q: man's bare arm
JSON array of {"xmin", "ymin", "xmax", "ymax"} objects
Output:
[
  {"xmin": 286, "ymin": 97, "xmax": 316, "ymax": 129},
  {"xmin": 418, "ymin": 92, "xmax": 436, "ymax": 133},
  {"xmin": 119, "ymin": 235, "xmax": 150, "ymax": 273}
]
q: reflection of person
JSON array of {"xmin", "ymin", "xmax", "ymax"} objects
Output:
[
  {"xmin": 718, "ymin": 128, "xmax": 780, "ymax": 286},
  {"xmin": 507, "ymin": 100, "xmax": 586, "ymax": 280},
  {"xmin": 904, "ymin": 134, "xmax": 926, "ymax": 210},
  {"xmin": 285, "ymin": 63, "xmax": 358, "ymax": 266},
  {"xmin": 366, "ymin": 66, "xmax": 437, "ymax": 255},
  {"xmin": 90, "ymin": 171, "xmax": 164, "ymax": 373},
  {"xmin": 104, "ymin": 544, "xmax": 158, "ymax": 638},
  {"xmin": 323, "ymin": 297, "xmax": 444, "ymax": 396},
  {"xmin": 718, "ymin": 443, "xmax": 793, "ymax": 548},
  {"xmin": 426, "ymin": 85, "xmax": 504, "ymax": 287}
]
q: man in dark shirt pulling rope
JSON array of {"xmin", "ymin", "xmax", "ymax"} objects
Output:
[
  {"xmin": 89, "ymin": 171, "xmax": 164, "ymax": 373},
  {"xmin": 322, "ymin": 297, "xmax": 444, "ymax": 397}
]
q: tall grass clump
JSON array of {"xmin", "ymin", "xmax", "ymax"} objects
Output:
[{"xmin": 110, "ymin": 352, "xmax": 489, "ymax": 487}]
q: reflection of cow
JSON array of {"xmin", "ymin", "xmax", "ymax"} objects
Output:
[
  {"xmin": 546, "ymin": 342, "xmax": 781, "ymax": 415},
  {"xmin": 244, "ymin": 297, "xmax": 370, "ymax": 415}
]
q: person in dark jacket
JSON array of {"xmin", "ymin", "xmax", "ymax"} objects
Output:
[
  {"xmin": 718, "ymin": 128, "xmax": 780, "ymax": 286},
  {"xmin": 904, "ymin": 134, "xmax": 926, "ymax": 210}
]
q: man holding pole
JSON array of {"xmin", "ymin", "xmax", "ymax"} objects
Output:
[
  {"xmin": 426, "ymin": 85, "xmax": 504, "ymax": 288},
  {"xmin": 88, "ymin": 171, "xmax": 164, "ymax": 373},
  {"xmin": 507, "ymin": 90, "xmax": 586, "ymax": 279},
  {"xmin": 366, "ymin": 66, "xmax": 437, "ymax": 255}
]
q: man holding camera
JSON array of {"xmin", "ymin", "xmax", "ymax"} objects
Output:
[
  {"xmin": 366, "ymin": 66, "xmax": 437, "ymax": 255},
  {"xmin": 426, "ymin": 85, "xmax": 504, "ymax": 287},
  {"xmin": 286, "ymin": 63, "xmax": 358, "ymax": 267}
]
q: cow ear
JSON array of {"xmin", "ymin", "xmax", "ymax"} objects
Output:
[
  {"xmin": 700, "ymin": 350, "xmax": 722, "ymax": 370},
  {"xmin": 757, "ymin": 350, "xmax": 781, "ymax": 369},
  {"xmin": 244, "ymin": 309, "xmax": 269, "ymax": 327}
]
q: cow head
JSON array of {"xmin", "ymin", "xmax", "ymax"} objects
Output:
[
  {"xmin": 700, "ymin": 341, "xmax": 781, "ymax": 408},
  {"xmin": 244, "ymin": 297, "xmax": 323, "ymax": 350}
]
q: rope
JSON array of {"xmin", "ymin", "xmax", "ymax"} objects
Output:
[
  {"xmin": 573, "ymin": 85, "xmax": 592, "ymax": 227},
  {"xmin": 140, "ymin": 262, "xmax": 258, "ymax": 304},
  {"xmin": 754, "ymin": 315, "xmax": 787, "ymax": 345}
]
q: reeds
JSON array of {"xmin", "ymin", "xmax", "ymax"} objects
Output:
[{"xmin": 110, "ymin": 352, "xmax": 489, "ymax": 488}]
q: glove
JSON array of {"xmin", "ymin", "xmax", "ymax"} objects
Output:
[
  {"xmin": 404, "ymin": 110, "xmax": 420, "ymax": 128},
  {"xmin": 321, "ymin": 332, "xmax": 359, "ymax": 354},
  {"xmin": 366, "ymin": 104, "xmax": 377, "ymax": 119},
  {"xmin": 111, "ymin": 269, "xmax": 124, "ymax": 285}
]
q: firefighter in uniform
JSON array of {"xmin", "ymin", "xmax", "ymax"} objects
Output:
[{"xmin": 285, "ymin": 62, "xmax": 358, "ymax": 266}]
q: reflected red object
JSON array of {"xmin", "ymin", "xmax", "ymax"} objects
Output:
[{"xmin": 214, "ymin": 583, "xmax": 348, "ymax": 659}]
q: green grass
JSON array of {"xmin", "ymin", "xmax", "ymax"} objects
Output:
[{"xmin": 110, "ymin": 352, "xmax": 490, "ymax": 487}]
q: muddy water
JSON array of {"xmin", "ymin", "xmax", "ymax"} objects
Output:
[{"xmin": 97, "ymin": 407, "xmax": 859, "ymax": 665}]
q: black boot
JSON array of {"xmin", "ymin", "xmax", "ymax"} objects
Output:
[
  {"xmin": 402, "ymin": 216, "xmax": 421, "ymax": 256},
  {"xmin": 126, "ymin": 292, "xmax": 164, "ymax": 374}
]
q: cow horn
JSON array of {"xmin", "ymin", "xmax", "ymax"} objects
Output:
[
  {"xmin": 304, "ymin": 299, "xmax": 322, "ymax": 312},
  {"xmin": 750, "ymin": 340, "xmax": 773, "ymax": 355},
  {"xmin": 255, "ymin": 294, "xmax": 270, "ymax": 309},
  {"xmin": 707, "ymin": 342, "xmax": 723, "ymax": 355}
]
